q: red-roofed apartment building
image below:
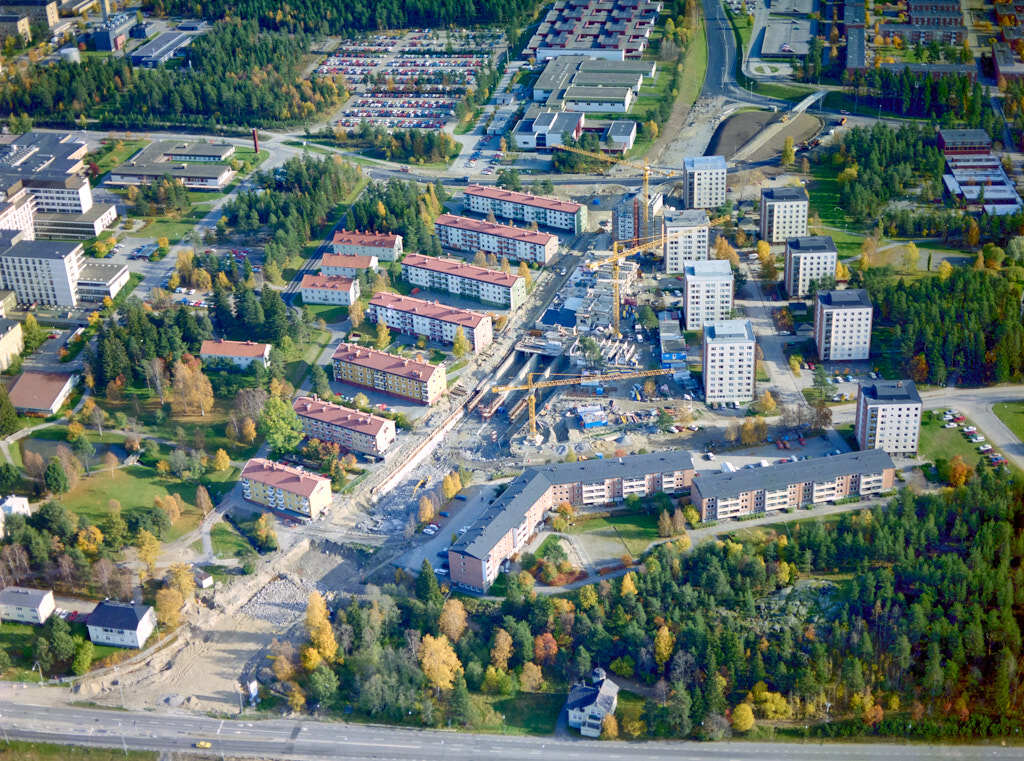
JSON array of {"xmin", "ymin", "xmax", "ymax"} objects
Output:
[
  {"xmin": 293, "ymin": 395, "xmax": 396, "ymax": 457},
  {"xmin": 434, "ymin": 214, "xmax": 558, "ymax": 265},
  {"xmin": 299, "ymin": 274, "xmax": 360, "ymax": 306},
  {"xmin": 368, "ymin": 292, "xmax": 493, "ymax": 353},
  {"xmin": 240, "ymin": 458, "xmax": 332, "ymax": 520},
  {"xmin": 331, "ymin": 342, "xmax": 447, "ymax": 405},
  {"xmin": 464, "ymin": 184, "xmax": 587, "ymax": 234},
  {"xmin": 320, "ymin": 253, "xmax": 379, "ymax": 278},
  {"xmin": 330, "ymin": 230, "xmax": 403, "ymax": 261},
  {"xmin": 402, "ymin": 253, "xmax": 526, "ymax": 310},
  {"xmin": 200, "ymin": 339, "xmax": 271, "ymax": 369}
]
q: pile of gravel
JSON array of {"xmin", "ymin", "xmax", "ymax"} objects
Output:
[{"xmin": 239, "ymin": 576, "xmax": 317, "ymax": 626}]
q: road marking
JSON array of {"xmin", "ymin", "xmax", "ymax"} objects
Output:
[{"xmin": 216, "ymin": 719, "xmax": 223, "ymax": 735}]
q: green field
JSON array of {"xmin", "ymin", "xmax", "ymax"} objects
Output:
[
  {"xmin": 0, "ymin": 742, "xmax": 155, "ymax": 761},
  {"xmin": 918, "ymin": 411, "xmax": 1010, "ymax": 476},
  {"xmin": 210, "ymin": 520, "xmax": 257, "ymax": 559},
  {"xmin": 569, "ymin": 512, "xmax": 660, "ymax": 556},
  {"xmin": 679, "ymin": 20, "xmax": 709, "ymax": 111},
  {"xmin": 487, "ymin": 692, "xmax": 565, "ymax": 734},
  {"xmin": 302, "ymin": 302, "xmax": 349, "ymax": 324},
  {"xmin": 88, "ymin": 139, "xmax": 148, "ymax": 180},
  {"xmin": 283, "ymin": 328, "xmax": 332, "ymax": 388}
]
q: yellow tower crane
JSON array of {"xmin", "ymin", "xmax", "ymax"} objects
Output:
[{"xmin": 492, "ymin": 369, "xmax": 675, "ymax": 436}]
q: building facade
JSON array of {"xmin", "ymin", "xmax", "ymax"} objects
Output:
[
  {"xmin": 320, "ymin": 253, "xmax": 378, "ymax": 278},
  {"xmin": 702, "ymin": 319, "xmax": 755, "ymax": 404},
  {"xmin": 0, "ymin": 238, "xmax": 83, "ymax": 307},
  {"xmin": 331, "ymin": 342, "xmax": 447, "ymax": 405},
  {"xmin": 199, "ymin": 339, "xmax": 271, "ymax": 369},
  {"xmin": 86, "ymin": 602, "xmax": 156, "ymax": 648},
  {"xmin": 240, "ymin": 458, "xmax": 332, "ymax": 520},
  {"xmin": 0, "ymin": 318, "xmax": 22, "ymax": 372},
  {"xmin": 814, "ymin": 289, "xmax": 872, "ymax": 360},
  {"xmin": 402, "ymin": 253, "xmax": 526, "ymax": 310},
  {"xmin": 784, "ymin": 235, "xmax": 838, "ymax": 297},
  {"xmin": 299, "ymin": 274, "xmax": 359, "ymax": 306},
  {"xmin": 855, "ymin": 379, "xmax": 922, "ymax": 456},
  {"xmin": 683, "ymin": 260, "xmax": 733, "ymax": 330},
  {"xmin": 293, "ymin": 395, "xmax": 396, "ymax": 457},
  {"xmin": 663, "ymin": 209, "xmax": 710, "ymax": 273},
  {"xmin": 449, "ymin": 451, "xmax": 695, "ymax": 591},
  {"xmin": 368, "ymin": 292, "xmax": 493, "ymax": 353},
  {"xmin": 612, "ymin": 191, "xmax": 663, "ymax": 244},
  {"xmin": 464, "ymin": 184, "xmax": 587, "ymax": 234},
  {"xmin": 0, "ymin": 586, "xmax": 54, "ymax": 623},
  {"xmin": 691, "ymin": 449, "xmax": 896, "ymax": 520},
  {"xmin": 760, "ymin": 186, "xmax": 809, "ymax": 243},
  {"xmin": 330, "ymin": 230, "xmax": 403, "ymax": 261},
  {"xmin": 682, "ymin": 155, "xmax": 727, "ymax": 209},
  {"xmin": 434, "ymin": 213, "xmax": 558, "ymax": 265}
]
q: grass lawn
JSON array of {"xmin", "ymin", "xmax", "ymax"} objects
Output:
[
  {"xmin": 88, "ymin": 139, "xmax": 148, "ymax": 181},
  {"xmin": 210, "ymin": 520, "xmax": 257, "ymax": 559},
  {"xmin": 0, "ymin": 620, "xmax": 41, "ymax": 678},
  {"xmin": 487, "ymin": 692, "xmax": 565, "ymax": 734},
  {"xmin": 993, "ymin": 402, "xmax": 1024, "ymax": 444},
  {"xmin": 137, "ymin": 214, "xmax": 202, "ymax": 245},
  {"xmin": 615, "ymin": 689, "xmax": 646, "ymax": 725},
  {"xmin": 678, "ymin": 19, "xmax": 708, "ymax": 111},
  {"xmin": 917, "ymin": 411, "xmax": 1014, "ymax": 476},
  {"xmin": 283, "ymin": 328, "xmax": 332, "ymax": 388},
  {"xmin": 569, "ymin": 512, "xmax": 660, "ymax": 556},
  {"xmin": 0, "ymin": 742, "xmax": 155, "ymax": 761},
  {"xmin": 302, "ymin": 302, "xmax": 349, "ymax": 324}
]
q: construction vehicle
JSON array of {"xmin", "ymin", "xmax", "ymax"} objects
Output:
[{"xmin": 491, "ymin": 368, "xmax": 674, "ymax": 435}]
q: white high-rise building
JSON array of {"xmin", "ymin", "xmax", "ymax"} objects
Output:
[
  {"xmin": 760, "ymin": 186, "xmax": 808, "ymax": 243},
  {"xmin": 702, "ymin": 319, "xmax": 755, "ymax": 404},
  {"xmin": 855, "ymin": 379, "xmax": 922, "ymax": 456},
  {"xmin": 0, "ymin": 236, "xmax": 84, "ymax": 307},
  {"xmin": 683, "ymin": 260, "xmax": 733, "ymax": 330},
  {"xmin": 663, "ymin": 209, "xmax": 709, "ymax": 273},
  {"xmin": 784, "ymin": 236, "xmax": 837, "ymax": 297},
  {"xmin": 682, "ymin": 155, "xmax": 727, "ymax": 210},
  {"xmin": 814, "ymin": 289, "xmax": 872, "ymax": 361}
]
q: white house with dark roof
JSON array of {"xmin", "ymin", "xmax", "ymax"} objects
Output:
[
  {"xmin": 0, "ymin": 586, "xmax": 54, "ymax": 624},
  {"xmin": 87, "ymin": 600, "xmax": 156, "ymax": 648},
  {"xmin": 566, "ymin": 668, "xmax": 619, "ymax": 737}
]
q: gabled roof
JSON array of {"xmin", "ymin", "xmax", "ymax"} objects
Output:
[
  {"xmin": 200, "ymin": 339, "xmax": 270, "ymax": 359},
  {"xmin": 241, "ymin": 458, "xmax": 330, "ymax": 498},
  {"xmin": 0, "ymin": 586, "xmax": 51, "ymax": 608},
  {"xmin": 88, "ymin": 600, "xmax": 152, "ymax": 630},
  {"xmin": 369, "ymin": 292, "xmax": 488, "ymax": 329}
]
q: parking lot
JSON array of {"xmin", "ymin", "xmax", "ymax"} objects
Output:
[{"xmin": 398, "ymin": 483, "xmax": 500, "ymax": 576}]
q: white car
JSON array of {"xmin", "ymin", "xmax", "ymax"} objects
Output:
[
  {"xmin": 944, "ymin": 422, "xmax": 958, "ymax": 429},
  {"xmin": 978, "ymin": 444, "xmax": 993, "ymax": 453},
  {"xmin": 970, "ymin": 435, "xmax": 985, "ymax": 443},
  {"xmin": 963, "ymin": 426, "xmax": 977, "ymax": 434}
]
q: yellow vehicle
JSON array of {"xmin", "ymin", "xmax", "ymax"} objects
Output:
[{"xmin": 194, "ymin": 741, "xmax": 212, "ymax": 749}]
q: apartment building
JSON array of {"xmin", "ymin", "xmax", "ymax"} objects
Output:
[
  {"xmin": 449, "ymin": 450, "xmax": 695, "ymax": 591},
  {"xmin": 331, "ymin": 342, "xmax": 447, "ymax": 405},
  {"xmin": 855, "ymin": 379, "xmax": 922, "ymax": 456},
  {"xmin": 0, "ymin": 14, "xmax": 29, "ymax": 42},
  {"xmin": 0, "ymin": 0, "xmax": 58, "ymax": 29},
  {"xmin": 402, "ymin": 253, "xmax": 526, "ymax": 310},
  {"xmin": 299, "ymin": 274, "xmax": 359, "ymax": 306},
  {"xmin": 612, "ymin": 191, "xmax": 663, "ymax": 244},
  {"xmin": 784, "ymin": 236, "xmax": 838, "ymax": 297},
  {"xmin": 663, "ymin": 209, "xmax": 709, "ymax": 273},
  {"xmin": 691, "ymin": 449, "xmax": 896, "ymax": 520},
  {"xmin": 760, "ymin": 186, "xmax": 809, "ymax": 243},
  {"xmin": 702, "ymin": 319, "xmax": 755, "ymax": 404},
  {"xmin": 320, "ymin": 253, "xmax": 378, "ymax": 278},
  {"xmin": 0, "ymin": 237, "xmax": 83, "ymax": 307},
  {"xmin": 292, "ymin": 395, "xmax": 396, "ymax": 458},
  {"xmin": 240, "ymin": 458, "xmax": 332, "ymax": 520},
  {"xmin": 464, "ymin": 184, "xmax": 587, "ymax": 234},
  {"xmin": 368, "ymin": 292, "xmax": 493, "ymax": 353},
  {"xmin": 199, "ymin": 338, "xmax": 271, "ymax": 369},
  {"xmin": 434, "ymin": 214, "xmax": 558, "ymax": 266},
  {"xmin": 683, "ymin": 260, "xmax": 734, "ymax": 330},
  {"xmin": 814, "ymin": 289, "xmax": 872, "ymax": 361},
  {"xmin": 330, "ymin": 229, "xmax": 403, "ymax": 261},
  {"xmin": 0, "ymin": 318, "xmax": 22, "ymax": 372},
  {"xmin": 682, "ymin": 155, "xmax": 728, "ymax": 209}
]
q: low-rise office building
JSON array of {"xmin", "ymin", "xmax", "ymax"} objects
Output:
[
  {"xmin": 129, "ymin": 31, "xmax": 192, "ymax": 67},
  {"xmin": 0, "ymin": 586, "xmax": 54, "ymax": 623},
  {"xmin": 511, "ymin": 109, "xmax": 584, "ymax": 151},
  {"xmin": 293, "ymin": 395, "xmax": 396, "ymax": 458},
  {"xmin": 464, "ymin": 184, "xmax": 587, "ymax": 234},
  {"xmin": 330, "ymin": 230, "xmax": 403, "ymax": 261},
  {"xmin": 682, "ymin": 155, "xmax": 728, "ymax": 209},
  {"xmin": 402, "ymin": 253, "xmax": 526, "ymax": 310},
  {"xmin": 760, "ymin": 186, "xmax": 809, "ymax": 243},
  {"xmin": 86, "ymin": 601, "xmax": 156, "ymax": 649},
  {"xmin": 663, "ymin": 209, "xmax": 709, "ymax": 273},
  {"xmin": 199, "ymin": 338, "xmax": 271, "ymax": 369},
  {"xmin": 814, "ymin": 288, "xmax": 872, "ymax": 360},
  {"xmin": 106, "ymin": 140, "xmax": 236, "ymax": 190},
  {"xmin": 784, "ymin": 236, "xmax": 837, "ymax": 297},
  {"xmin": 240, "ymin": 458, "xmax": 332, "ymax": 520},
  {"xmin": 702, "ymin": 319, "xmax": 755, "ymax": 404},
  {"xmin": 683, "ymin": 260, "xmax": 733, "ymax": 330},
  {"xmin": 77, "ymin": 261, "xmax": 130, "ymax": 302},
  {"xmin": 449, "ymin": 450, "xmax": 696, "ymax": 591},
  {"xmin": 855, "ymin": 379, "xmax": 922, "ymax": 456},
  {"xmin": 6, "ymin": 370, "xmax": 75, "ymax": 415},
  {"xmin": 331, "ymin": 342, "xmax": 447, "ymax": 405},
  {"xmin": 691, "ymin": 449, "xmax": 896, "ymax": 520},
  {"xmin": 320, "ymin": 253, "xmax": 378, "ymax": 278},
  {"xmin": 435, "ymin": 213, "xmax": 558, "ymax": 266},
  {"xmin": 299, "ymin": 273, "xmax": 359, "ymax": 306},
  {"xmin": 368, "ymin": 292, "xmax": 493, "ymax": 353}
]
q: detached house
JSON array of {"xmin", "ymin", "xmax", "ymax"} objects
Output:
[
  {"xmin": 0, "ymin": 586, "xmax": 54, "ymax": 624},
  {"xmin": 566, "ymin": 668, "xmax": 619, "ymax": 737},
  {"xmin": 87, "ymin": 601, "xmax": 157, "ymax": 648}
]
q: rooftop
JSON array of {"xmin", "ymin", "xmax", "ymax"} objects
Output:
[
  {"xmin": 787, "ymin": 235, "xmax": 837, "ymax": 254},
  {"xmin": 241, "ymin": 458, "xmax": 330, "ymax": 498},
  {"xmin": 292, "ymin": 395, "xmax": 392, "ymax": 436},
  {"xmin": 199, "ymin": 338, "xmax": 270, "ymax": 358},
  {"xmin": 465, "ymin": 184, "xmax": 582, "ymax": 214},
  {"xmin": 331, "ymin": 342, "xmax": 441, "ymax": 383},
  {"xmin": 693, "ymin": 449, "xmax": 896, "ymax": 501},
  {"xmin": 435, "ymin": 213, "xmax": 558, "ymax": 247},
  {"xmin": 684, "ymin": 259, "xmax": 733, "ymax": 278},
  {"xmin": 87, "ymin": 600, "xmax": 152, "ymax": 630},
  {"xmin": 299, "ymin": 274, "xmax": 356, "ymax": 292},
  {"xmin": 332, "ymin": 229, "xmax": 400, "ymax": 248},
  {"xmin": 704, "ymin": 319, "xmax": 754, "ymax": 343},
  {"xmin": 683, "ymin": 155, "xmax": 727, "ymax": 171},
  {"xmin": 763, "ymin": 186, "xmax": 809, "ymax": 202},
  {"xmin": 403, "ymin": 253, "xmax": 522, "ymax": 288},
  {"xmin": 664, "ymin": 209, "xmax": 710, "ymax": 228},
  {"xmin": 7, "ymin": 371, "xmax": 73, "ymax": 411},
  {"xmin": 369, "ymin": 292, "xmax": 489, "ymax": 329},
  {"xmin": 563, "ymin": 85, "xmax": 633, "ymax": 101},
  {"xmin": 320, "ymin": 254, "xmax": 376, "ymax": 269},
  {"xmin": 817, "ymin": 288, "xmax": 871, "ymax": 309},
  {"xmin": 0, "ymin": 585, "xmax": 51, "ymax": 607},
  {"xmin": 79, "ymin": 261, "xmax": 128, "ymax": 285},
  {"xmin": 0, "ymin": 239, "xmax": 81, "ymax": 261},
  {"xmin": 860, "ymin": 379, "xmax": 922, "ymax": 405}
]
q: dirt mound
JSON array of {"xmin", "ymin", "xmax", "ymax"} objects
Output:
[{"xmin": 707, "ymin": 110, "xmax": 776, "ymax": 157}]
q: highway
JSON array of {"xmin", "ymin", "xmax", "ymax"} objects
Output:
[{"xmin": 1, "ymin": 698, "xmax": 1022, "ymax": 760}]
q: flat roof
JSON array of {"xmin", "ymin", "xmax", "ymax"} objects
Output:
[
  {"xmin": 763, "ymin": 185, "xmax": 809, "ymax": 202},
  {"xmin": 664, "ymin": 209, "xmax": 709, "ymax": 228},
  {"xmin": 818, "ymin": 288, "xmax": 871, "ymax": 309},
  {"xmin": 694, "ymin": 449, "xmax": 895, "ymax": 501},
  {"xmin": 860, "ymin": 379, "xmax": 922, "ymax": 405},
  {"xmin": 684, "ymin": 259, "xmax": 733, "ymax": 278},
  {"xmin": 369, "ymin": 292, "xmax": 488, "ymax": 329},
  {"xmin": 0, "ymin": 239, "xmax": 81, "ymax": 260},
  {"xmin": 938, "ymin": 128, "xmax": 992, "ymax": 145},
  {"xmin": 704, "ymin": 319, "xmax": 754, "ymax": 343},
  {"xmin": 110, "ymin": 163, "xmax": 229, "ymax": 179},
  {"xmin": 683, "ymin": 155, "xmax": 727, "ymax": 171},
  {"xmin": 403, "ymin": 253, "xmax": 522, "ymax": 288},
  {"xmin": 241, "ymin": 457, "xmax": 329, "ymax": 498},
  {"xmin": 465, "ymin": 184, "xmax": 582, "ymax": 215},
  {"xmin": 79, "ymin": 261, "xmax": 128, "ymax": 285},
  {"xmin": 564, "ymin": 85, "xmax": 632, "ymax": 101},
  {"xmin": 331, "ymin": 342, "xmax": 441, "ymax": 383},
  {"xmin": 163, "ymin": 142, "xmax": 233, "ymax": 158},
  {"xmin": 787, "ymin": 235, "xmax": 836, "ymax": 254},
  {"xmin": 130, "ymin": 31, "xmax": 191, "ymax": 62},
  {"xmin": 293, "ymin": 395, "xmax": 392, "ymax": 437},
  {"xmin": 435, "ymin": 213, "xmax": 557, "ymax": 247}
]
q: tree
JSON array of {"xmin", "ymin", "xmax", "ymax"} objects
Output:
[
  {"xmin": 102, "ymin": 451, "xmax": 118, "ymax": 475},
  {"xmin": 170, "ymin": 360, "xmax": 214, "ymax": 417},
  {"xmin": 136, "ymin": 529, "xmax": 160, "ymax": 576},
  {"xmin": 781, "ymin": 136, "xmax": 795, "ymax": 166},
  {"xmin": 308, "ymin": 663, "xmax": 339, "ymax": 705},
  {"xmin": 439, "ymin": 598, "xmax": 468, "ymax": 642},
  {"xmin": 740, "ymin": 419, "xmax": 758, "ymax": 445},
  {"xmin": 374, "ymin": 321, "xmax": 391, "ymax": 350},
  {"xmin": 348, "ymin": 299, "xmax": 364, "ymax": 328},
  {"xmin": 67, "ymin": 421, "xmax": 85, "ymax": 443},
  {"xmin": 258, "ymin": 396, "xmax": 303, "ymax": 454},
  {"xmin": 155, "ymin": 587, "xmax": 183, "ymax": 628},
  {"xmin": 241, "ymin": 417, "xmax": 257, "ymax": 445},
  {"xmin": 600, "ymin": 714, "xmax": 619, "ymax": 739},
  {"xmin": 419, "ymin": 634, "xmax": 461, "ymax": 692},
  {"xmin": 169, "ymin": 562, "xmax": 196, "ymax": 600},
  {"xmin": 938, "ymin": 259, "xmax": 953, "ymax": 281},
  {"xmin": 521, "ymin": 661, "xmax": 544, "ymax": 692},
  {"xmin": 658, "ymin": 509, "xmax": 673, "ymax": 538},
  {"xmin": 909, "ymin": 353, "xmax": 929, "ymax": 383},
  {"xmin": 948, "ymin": 454, "xmax": 973, "ymax": 486},
  {"xmin": 306, "ymin": 591, "xmax": 338, "ymax": 662},
  {"xmin": 654, "ymin": 625, "xmax": 675, "ymax": 668},
  {"xmin": 533, "ymin": 631, "xmax": 558, "ymax": 664},
  {"xmin": 518, "ymin": 261, "xmax": 533, "ymax": 290},
  {"xmin": 491, "ymin": 628, "xmax": 514, "ymax": 671},
  {"xmin": 452, "ymin": 326, "xmax": 471, "ymax": 358},
  {"xmin": 71, "ymin": 637, "xmax": 93, "ymax": 676},
  {"xmin": 418, "ymin": 495, "xmax": 436, "ymax": 523},
  {"xmin": 732, "ymin": 702, "xmax": 755, "ymax": 732},
  {"xmin": 44, "ymin": 458, "xmax": 68, "ymax": 494},
  {"xmin": 287, "ymin": 682, "xmax": 306, "ymax": 713},
  {"xmin": 621, "ymin": 571, "xmax": 638, "ymax": 595},
  {"xmin": 757, "ymin": 390, "xmax": 777, "ymax": 415},
  {"xmin": 0, "ymin": 386, "xmax": 18, "ymax": 436},
  {"xmin": 212, "ymin": 449, "xmax": 231, "ymax": 471},
  {"xmin": 75, "ymin": 525, "xmax": 103, "ymax": 555}
]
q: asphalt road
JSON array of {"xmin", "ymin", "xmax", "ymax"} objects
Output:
[{"xmin": 2, "ymin": 699, "xmax": 1022, "ymax": 760}]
